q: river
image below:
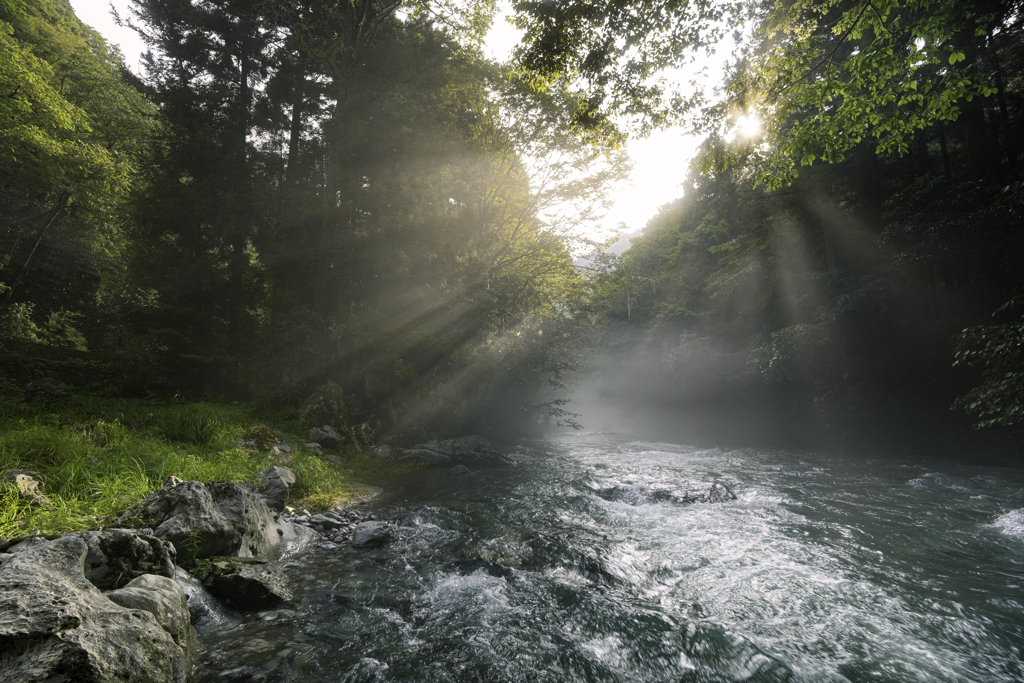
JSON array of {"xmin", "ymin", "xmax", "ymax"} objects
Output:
[{"xmin": 194, "ymin": 433, "xmax": 1024, "ymax": 682}]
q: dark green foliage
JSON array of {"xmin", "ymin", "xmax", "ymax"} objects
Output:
[{"xmin": 955, "ymin": 296, "xmax": 1024, "ymax": 427}]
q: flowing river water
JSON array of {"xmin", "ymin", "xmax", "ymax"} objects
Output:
[{"xmin": 194, "ymin": 434, "xmax": 1024, "ymax": 682}]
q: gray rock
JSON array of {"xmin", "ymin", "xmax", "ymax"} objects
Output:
[
  {"xmin": 414, "ymin": 435, "xmax": 499, "ymax": 460},
  {"xmin": 449, "ymin": 465, "xmax": 470, "ymax": 476},
  {"xmin": 308, "ymin": 425, "xmax": 343, "ymax": 448},
  {"xmin": 374, "ymin": 445, "xmax": 394, "ymax": 461},
  {"xmin": 79, "ymin": 528, "xmax": 177, "ymax": 590},
  {"xmin": 173, "ymin": 567, "xmax": 231, "ymax": 625},
  {"xmin": 106, "ymin": 574, "xmax": 196, "ymax": 652},
  {"xmin": 308, "ymin": 513, "xmax": 346, "ymax": 530},
  {"xmin": 0, "ymin": 535, "xmax": 194, "ymax": 682},
  {"xmin": 1, "ymin": 469, "xmax": 50, "ymax": 506},
  {"xmin": 351, "ymin": 521, "xmax": 392, "ymax": 548},
  {"xmin": 257, "ymin": 466, "xmax": 296, "ymax": 512},
  {"xmin": 396, "ymin": 448, "xmax": 452, "ymax": 466},
  {"xmin": 205, "ymin": 558, "xmax": 289, "ymax": 610},
  {"xmin": 302, "ymin": 442, "xmax": 324, "ymax": 456},
  {"xmin": 137, "ymin": 480, "xmax": 284, "ymax": 560}
]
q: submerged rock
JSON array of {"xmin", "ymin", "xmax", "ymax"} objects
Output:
[
  {"xmin": 203, "ymin": 558, "xmax": 290, "ymax": 610},
  {"xmin": 0, "ymin": 535, "xmax": 195, "ymax": 682},
  {"xmin": 449, "ymin": 465, "xmax": 470, "ymax": 476},
  {"xmin": 596, "ymin": 482, "xmax": 737, "ymax": 507},
  {"xmin": 351, "ymin": 521, "xmax": 392, "ymax": 548}
]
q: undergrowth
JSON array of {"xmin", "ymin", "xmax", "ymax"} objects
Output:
[{"xmin": 0, "ymin": 383, "xmax": 420, "ymax": 538}]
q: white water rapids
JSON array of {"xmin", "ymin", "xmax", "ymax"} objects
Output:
[{"xmin": 194, "ymin": 434, "xmax": 1024, "ymax": 682}]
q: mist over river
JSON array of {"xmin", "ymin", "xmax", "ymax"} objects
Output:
[{"xmin": 195, "ymin": 434, "xmax": 1024, "ymax": 682}]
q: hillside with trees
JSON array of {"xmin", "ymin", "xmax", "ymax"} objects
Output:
[{"xmin": 1, "ymin": 0, "xmax": 1021, "ymax": 454}]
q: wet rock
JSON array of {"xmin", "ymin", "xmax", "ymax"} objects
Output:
[
  {"xmin": 308, "ymin": 425, "xmax": 343, "ymax": 448},
  {"xmin": 257, "ymin": 466, "xmax": 296, "ymax": 512},
  {"xmin": 79, "ymin": 528, "xmax": 177, "ymax": 590},
  {"xmin": 204, "ymin": 558, "xmax": 289, "ymax": 610},
  {"xmin": 351, "ymin": 521, "xmax": 392, "ymax": 548},
  {"xmin": 413, "ymin": 435, "xmax": 500, "ymax": 461},
  {"xmin": 396, "ymin": 448, "xmax": 451, "ymax": 466},
  {"xmin": 596, "ymin": 482, "xmax": 737, "ymax": 507},
  {"xmin": 1, "ymin": 469, "xmax": 50, "ymax": 506},
  {"xmin": 449, "ymin": 465, "xmax": 470, "ymax": 476},
  {"xmin": 133, "ymin": 479, "xmax": 284, "ymax": 560},
  {"xmin": 173, "ymin": 567, "xmax": 231, "ymax": 624},
  {"xmin": 107, "ymin": 574, "xmax": 196, "ymax": 652},
  {"xmin": 0, "ymin": 535, "xmax": 194, "ymax": 682}
]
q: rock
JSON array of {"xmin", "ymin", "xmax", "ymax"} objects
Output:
[
  {"xmin": 308, "ymin": 425, "xmax": 343, "ymax": 448},
  {"xmin": 79, "ymin": 528, "xmax": 177, "ymax": 590},
  {"xmin": 204, "ymin": 558, "xmax": 289, "ymax": 610},
  {"xmin": 299, "ymin": 382, "xmax": 351, "ymax": 431},
  {"xmin": 257, "ymin": 466, "xmax": 296, "ymax": 512},
  {"xmin": 235, "ymin": 427, "xmax": 292, "ymax": 460},
  {"xmin": 449, "ymin": 465, "xmax": 470, "ymax": 476},
  {"xmin": 308, "ymin": 513, "xmax": 346, "ymax": 530},
  {"xmin": 1, "ymin": 470, "xmax": 50, "ymax": 506},
  {"xmin": 106, "ymin": 574, "xmax": 196, "ymax": 652},
  {"xmin": 136, "ymin": 479, "xmax": 284, "ymax": 560},
  {"xmin": 414, "ymin": 435, "xmax": 499, "ymax": 459},
  {"xmin": 0, "ymin": 535, "xmax": 195, "ymax": 682},
  {"xmin": 396, "ymin": 448, "xmax": 451, "ymax": 466},
  {"xmin": 302, "ymin": 442, "xmax": 324, "ymax": 456},
  {"xmin": 173, "ymin": 567, "xmax": 231, "ymax": 625},
  {"xmin": 351, "ymin": 521, "xmax": 392, "ymax": 548},
  {"xmin": 374, "ymin": 445, "xmax": 394, "ymax": 461}
]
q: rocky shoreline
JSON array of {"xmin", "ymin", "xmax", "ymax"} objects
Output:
[{"xmin": 0, "ymin": 434, "xmax": 505, "ymax": 682}]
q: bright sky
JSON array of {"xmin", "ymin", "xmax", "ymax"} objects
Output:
[{"xmin": 71, "ymin": 0, "xmax": 716, "ymax": 246}]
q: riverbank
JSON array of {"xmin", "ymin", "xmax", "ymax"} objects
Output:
[{"xmin": 0, "ymin": 379, "xmax": 420, "ymax": 538}]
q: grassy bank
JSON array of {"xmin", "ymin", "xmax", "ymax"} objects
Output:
[{"xmin": 0, "ymin": 382, "xmax": 419, "ymax": 538}]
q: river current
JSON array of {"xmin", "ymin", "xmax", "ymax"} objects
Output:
[{"xmin": 195, "ymin": 434, "xmax": 1024, "ymax": 682}]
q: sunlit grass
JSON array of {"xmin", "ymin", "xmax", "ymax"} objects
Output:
[{"xmin": 0, "ymin": 391, "xmax": 422, "ymax": 538}]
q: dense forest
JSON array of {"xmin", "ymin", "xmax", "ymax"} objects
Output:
[{"xmin": 1, "ymin": 0, "xmax": 1022, "ymax": 454}]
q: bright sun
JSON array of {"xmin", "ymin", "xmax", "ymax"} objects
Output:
[{"xmin": 736, "ymin": 114, "xmax": 761, "ymax": 139}]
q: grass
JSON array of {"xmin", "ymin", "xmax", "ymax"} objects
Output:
[{"xmin": 0, "ymin": 383, "xmax": 421, "ymax": 539}]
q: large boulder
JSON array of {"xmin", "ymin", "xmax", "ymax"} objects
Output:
[
  {"xmin": 136, "ymin": 480, "xmax": 283, "ymax": 560},
  {"xmin": 106, "ymin": 574, "xmax": 196, "ymax": 653},
  {"xmin": 299, "ymin": 381, "xmax": 351, "ymax": 430},
  {"xmin": 256, "ymin": 466, "xmax": 296, "ymax": 512},
  {"xmin": 0, "ymin": 535, "xmax": 195, "ymax": 682},
  {"xmin": 79, "ymin": 528, "xmax": 176, "ymax": 590},
  {"xmin": 1, "ymin": 470, "xmax": 50, "ymax": 507}
]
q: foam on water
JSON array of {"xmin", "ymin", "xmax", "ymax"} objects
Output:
[
  {"xmin": 992, "ymin": 508, "xmax": 1024, "ymax": 536},
  {"xmin": 192, "ymin": 434, "xmax": 1024, "ymax": 683}
]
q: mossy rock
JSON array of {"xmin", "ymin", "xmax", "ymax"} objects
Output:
[{"xmin": 299, "ymin": 382, "xmax": 352, "ymax": 429}]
